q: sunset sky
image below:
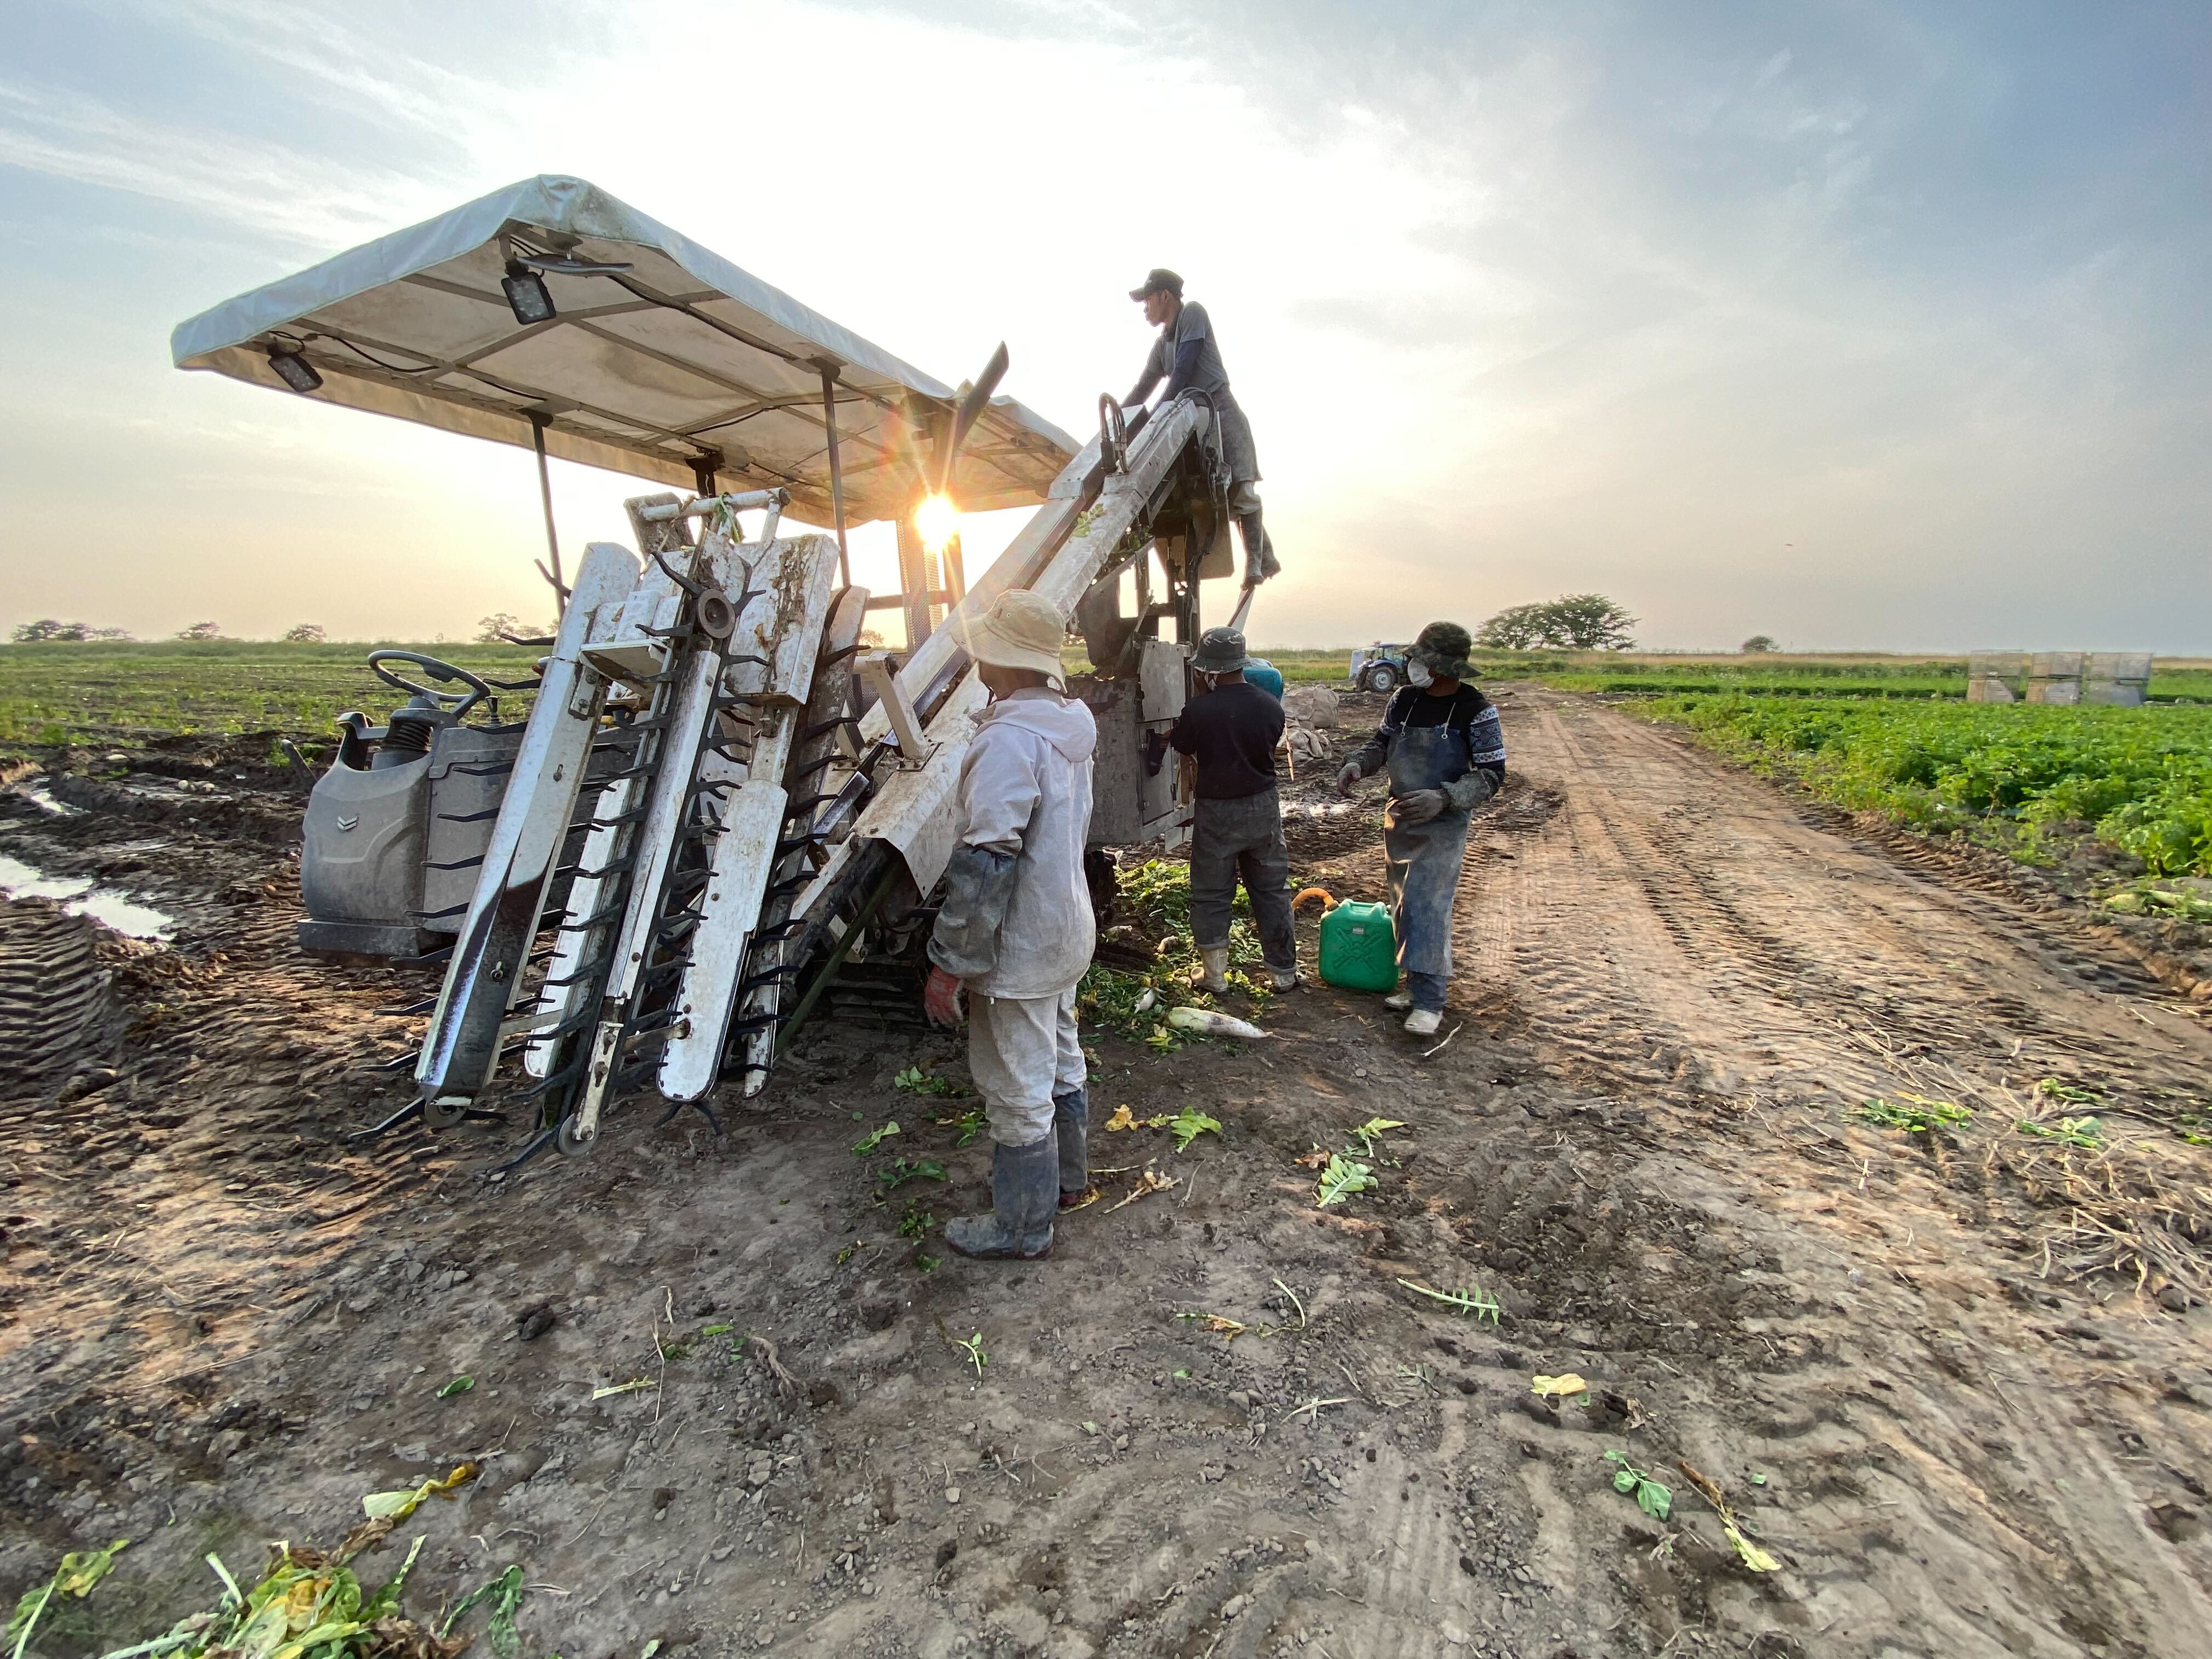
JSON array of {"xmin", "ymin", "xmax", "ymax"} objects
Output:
[{"xmin": 3, "ymin": 1, "xmax": 2206, "ymax": 651}]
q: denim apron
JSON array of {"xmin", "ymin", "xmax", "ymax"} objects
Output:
[{"xmin": 1383, "ymin": 723, "xmax": 1473, "ymax": 978}]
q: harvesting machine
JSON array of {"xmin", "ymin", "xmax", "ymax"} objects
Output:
[{"xmin": 172, "ymin": 176, "xmax": 1259, "ymax": 1165}]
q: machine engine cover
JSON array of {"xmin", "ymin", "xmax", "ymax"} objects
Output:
[{"xmin": 299, "ymin": 724, "xmax": 523, "ymax": 959}]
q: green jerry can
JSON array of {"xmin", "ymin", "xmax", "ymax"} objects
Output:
[{"xmin": 1318, "ymin": 899, "xmax": 1398, "ymax": 992}]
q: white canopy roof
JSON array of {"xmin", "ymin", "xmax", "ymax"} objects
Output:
[{"xmin": 171, "ymin": 176, "xmax": 1079, "ymax": 522}]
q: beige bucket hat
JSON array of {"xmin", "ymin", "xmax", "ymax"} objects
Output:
[{"xmin": 960, "ymin": 589, "xmax": 1069, "ymax": 680}]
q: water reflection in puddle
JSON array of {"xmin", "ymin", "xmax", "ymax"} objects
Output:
[
  {"xmin": 25, "ymin": 784, "xmax": 86, "ymax": 816},
  {"xmin": 0, "ymin": 853, "xmax": 177, "ymax": 939}
]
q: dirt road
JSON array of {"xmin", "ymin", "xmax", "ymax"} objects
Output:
[{"xmin": 3, "ymin": 691, "xmax": 2210, "ymax": 1659}]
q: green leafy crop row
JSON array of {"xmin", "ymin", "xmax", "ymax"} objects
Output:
[{"xmin": 1632, "ymin": 695, "xmax": 2212, "ymax": 877}]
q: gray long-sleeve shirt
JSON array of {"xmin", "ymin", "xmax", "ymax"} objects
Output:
[{"xmin": 927, "ymin": 689, "xmax": 1099, "ymax": 997}]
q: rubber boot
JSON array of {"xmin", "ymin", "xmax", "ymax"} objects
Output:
[
  {"xmin": 1054, "ymin": 1088, "xmax": 1096, "ymax": 1211},
  {"xmin": 1270, "ymin": 965, "xmax": 1300, "ymax": 992},
  {"xmin": 1197, "ymin": 946, "xmax": 1230, "ymax": 994},
  {"xmin": 945, "ymin": 1133, "xmax": 1057, "ymax": 1260},
  {"xmin": 1239, "ymin": 511, "xmax": 1279, "ymax": 583}
]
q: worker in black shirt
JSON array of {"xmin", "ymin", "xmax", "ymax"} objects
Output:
[
  {"xmin": 1336, "ymin": 621, "xmax": 1506, "ymax": 1035},
  {"xmin": 1170, "ymin": 627, "xmax": 1299, "ymax": 995}
]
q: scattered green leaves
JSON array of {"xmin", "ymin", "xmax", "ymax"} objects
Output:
[
  {"xmin": 894, "ymin": 1066, "xmax": 970, "ymax": 1098},
  {"xmin": 1725, "ymin": 1527, "xmax": 1781, "ymax": 1573},
  {"xmin": 1168, "ymin": 1108, "xmax": 1222, "ymax": 1151},
  {"xmin": 1347, "ymin": 1116, "xmax": 1407, "ymax": 1157},
  {"xmin": 2035, "ymin": 1076, "xmax": 2101, "ymax": 1104},
  {"xmin": 1604, "ymin": 1451, "xmax": 1673, "ymax": 1521},
  {"xmin": 440, "ymin": 1562, "xmax": 526, "ymax": 1656},
  {"xmin": 1677, "ymin": 1459, "xmax": 1781, "ymax": 1572},
  {"xmin": 362, "ymin": 1462, "xmax": 480, "ymax": 1520},
  {"xmin": 852, "ymin": 1120, "xmax": 901, "ymax": 1155},
  {"xmin": 6, "ymin": 1537, "xmax": 128, "ymax": 1657},
  {"xmin": 1853, "ymin": 1093, "xmax": 1972, "ymax": 1133},
  {"xmin": 879, "ymin": 1156, "xmax": 947, "ymax": 1190},
  {"xmin": 2017, "ymin": 1115, "xmax": 2103, "ymax": 1149},
  {"xmin": 952, "ymin": 1331, "xmax": 986, "ymax": 1382},
  {"xmin": 1314, "ymin": 1153, "xmax": 1375, "ymax": 1207},
  {"xmin": 435, "ymin": 1374, "xmax": 473, "ymax": 1399},
  {"xmin": 898, "ymin": 1204, "xmax": 935, "ymax": 1241},
  {"xmin": 1175, "ymin": 1311, "xmax": 1248, "ymax": 1341},
  {"xmin": 936, "ymin": 1106, "xmax": 987, "ymax": 1147},
  {"xmin": 1397, "ymin": 1279, "xmax": 1502, "ymax": 1323},
  {"xmin": 589, "ymin": 1378, "xmax": 657, "ymax": 1402},
  {"xmin": 2106, "ymin": 882, "xmax": 2212, "ymax": 920},
  {"xmin": 39, "ymin": 1519, "xmax": 476, "ymax": 1659}
]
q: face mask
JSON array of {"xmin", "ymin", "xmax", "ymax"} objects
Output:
[{"xmin": 1405, "ymin": 660, "xmax": 1434, "ymax": 688}]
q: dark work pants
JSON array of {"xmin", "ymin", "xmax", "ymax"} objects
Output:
[{"xmin": 1189, "ymin": 787, "xmax": 1296, "ymax": 972}]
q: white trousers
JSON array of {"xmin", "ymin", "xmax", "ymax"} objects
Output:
[{"xmin": 968, "ymin": 985, "xmax": 1085, "ymax": 1147}]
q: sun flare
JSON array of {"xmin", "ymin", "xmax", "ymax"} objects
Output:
[{"xmin": 915, "ymin": 492, "xmax": 959, "ymax": 556}]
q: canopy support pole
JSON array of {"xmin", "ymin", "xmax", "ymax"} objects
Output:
[
  {"xmin": 815, "ymin": 360, "xmax": 851, "ymax": 589},
  {"xmin": 529, "ymin": 413, "xmax": 568, "ymax": 615}
]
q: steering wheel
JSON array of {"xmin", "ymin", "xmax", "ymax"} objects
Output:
[{"xmin": 367, "ymin": 650, "xmax": 492, "ymax": 720}]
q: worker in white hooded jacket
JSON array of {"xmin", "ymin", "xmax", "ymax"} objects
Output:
[{"xmin": 923, "ymin": 589, "xmax": 1099, "ymax": 1260}]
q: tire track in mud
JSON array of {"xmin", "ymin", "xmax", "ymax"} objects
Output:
[
  {"xmin": 0, "ymin": 900, "xmax": 111, "ymax": 1088},
  {"xmin": 1465, "ymin": 695, "xmax": 2212, "ymax": 1106},
  {"xmin": 1, "ymin": 895, "xmax": 476, "ymax": 1453},
  {"xmin": 1445, "ymin": 691, "xmax": 2212, "ymax": 1659}
]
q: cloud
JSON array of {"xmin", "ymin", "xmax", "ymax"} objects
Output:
[
  {"xmin": 0, "ymin": 77, "xmax": 433, "ymax": 249},
  {"xmin": 3, "ymin": 0, "xmax": 2206, "ymax": 650}
]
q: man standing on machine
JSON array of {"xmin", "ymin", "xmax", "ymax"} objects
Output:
[
  {"xmin": 923, "ymin": 590, "xmax": 1100, "ymax": 1259},
  {"xmin": 1169, "ymin": 626, "xmax": 1300, "ymax": 997},
  {"xmin": 1335, "ymin": 622, "xmax": 1505, "ymax": 1036},
  {"xmin": 1125, "ymin": 268, "xmax": 1278, "ymax": 586}
]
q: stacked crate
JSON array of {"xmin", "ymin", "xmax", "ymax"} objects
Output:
[
  {"xmin": 1967, "ymin": 651, "xmax": 2027, "ymax": 703},
  {"xmin": 2083, "ymin": 652, "xmax": 2152, "ymax": 707},
  {"xmin": 2027, "ymin": 651, "xmax": 2085, "ymax": 704}
]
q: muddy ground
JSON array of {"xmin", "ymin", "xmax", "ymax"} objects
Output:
[{"xmin": 4, "ymin": 687, "xmax": 2212, "ymax": 1659}]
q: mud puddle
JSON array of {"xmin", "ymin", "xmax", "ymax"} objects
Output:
[{"xmin": 0, "ymin": 851, "xmax": 177, "ymax": 939}]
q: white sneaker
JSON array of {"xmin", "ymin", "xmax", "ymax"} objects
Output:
[
  {"xmin": 1383, "ymin": 990, "xmax": 1413, "ymax": 1012},
  {"xmin": 1404, "ymin": 1008, "xmax": 1443, "ymax": 1037},
  {"xmin": 1270, "ymin": 967, "xmax": 1300, "ymax": 992}
]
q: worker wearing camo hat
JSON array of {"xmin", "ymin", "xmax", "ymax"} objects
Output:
[
  {"xmin": 1335, "ymin": 621, "xmax": 1505, "ymax": 1035},
  {"xmin": 1124, "ymin": 268, "xmax": 1278, "ymax": 586},
  {"xmin": 925, "ymin": 589, "xmax": 1099, "ymax": 1259}
]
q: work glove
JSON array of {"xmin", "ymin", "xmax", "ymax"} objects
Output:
[
  {"xmin": 922, "ymin": 964, "xmax": 966, "ymax": 1030},
  {"xmin": 1334, "ymin": 762, "xmax": 1363, "ymax": 796},
  {"xmin": 1443, "ymin": 771, "xmax": 1499, "ymax": 815},
  {"xmin": 1394, "ymin": 788, "xmax": 1447, "ymax": 826}
]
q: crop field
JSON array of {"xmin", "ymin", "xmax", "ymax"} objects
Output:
[
  {"xmin": 0, "ymin": 640, "xmax": 545, "ymax": 751},
  {"xmin": 11, "ymin": 643, "xmax": 2211, "ymax": 758},
  {"xmin": 1631, "ymin": 693, "xmax": 2212, "ymax": 877},
  {"xmin": 1547, "ymin": 660, "xmax": 2212, "ymax": 700}
]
